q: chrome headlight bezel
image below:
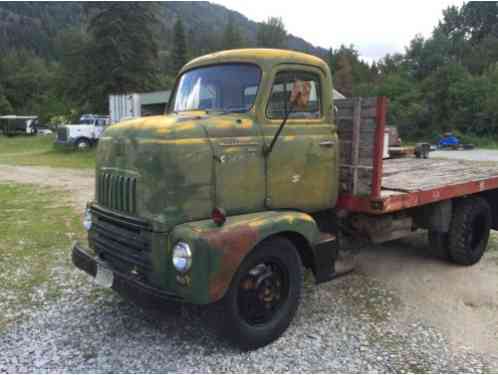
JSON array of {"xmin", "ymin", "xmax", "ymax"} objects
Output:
[
  {"xmin": 172, "ymin": 241, "xmax": 192, "ymax": 273},
  {"xmin": 83, "ymin": 208, "xmax": 92, "ymax": 231}
]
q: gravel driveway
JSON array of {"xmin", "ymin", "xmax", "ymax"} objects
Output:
[
  {"xmin": 431, "ymin": 149, "xmax": 498, "ymax": 162},
  {"xmin": 0, "ymin": 164, "xmax": 497, "ymax": 373}
]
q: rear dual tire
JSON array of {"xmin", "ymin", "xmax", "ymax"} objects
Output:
[{"xmin": 429, "ymin": 197, "xmax": 491, "ymax": 265}]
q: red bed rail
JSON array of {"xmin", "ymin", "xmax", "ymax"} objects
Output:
[{"xmin": 371, "ymin": 96, "xmax": 387, "ymax": 200}]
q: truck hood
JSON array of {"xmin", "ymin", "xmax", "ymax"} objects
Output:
[{"xmin": 95, "ymin": 112, "xmax": 249, "ymax": 231}]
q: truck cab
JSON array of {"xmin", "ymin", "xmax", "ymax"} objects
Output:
[
  {"xmin": 73, "ymin": 49, "xmax": 341, "ymax": 348},
  {"xmin": 55, "ymin": 114, "xmax": 110, "ymax": 149}
]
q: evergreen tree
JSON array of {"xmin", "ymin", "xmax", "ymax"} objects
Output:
[
  {"xmin": 257, "ymin": 17, "xmax": 287, "ymax": 48},
  {"xmin": 83, "ymin": 2, "xmax": 159, "ymax": 111},
  {"xmin": 172, "ymin": 18, "xmax": 187, "ymax": 74},
  {"xmin": 223, "ymin": 15, "xmax": 243, "ymax": 50},
  {"xmin": 334, "ymin": 54, "xmax": 353, "ymax": 97},
  {"xmin": 0, "ymin": 85, "xmax": 13, "ymax": 114}
]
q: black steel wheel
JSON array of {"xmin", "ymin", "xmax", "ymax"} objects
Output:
[
  {"xmin": 220, "ymin": 236, "xmax": 303, "ymax": 350},
  {"xmin": 237, "ymin": 259, "xmax": 290, "ymax": 326}
]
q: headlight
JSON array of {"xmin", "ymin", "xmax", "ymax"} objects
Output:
[
  {"xmin": 172, "ymin": 242, "xmax": 192, "ymax": 273},
  {"xmin": 83, "ymin": 208, "xmax": 92, "ymax": 231}
]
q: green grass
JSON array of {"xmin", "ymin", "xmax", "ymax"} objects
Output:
[
  {"xmin": 0, "ymin": 134, "xmax": 96, "ymax": 169},
  {"xmin": 0, "ymin": 183, "xmax": 87, "ymax": 330}
]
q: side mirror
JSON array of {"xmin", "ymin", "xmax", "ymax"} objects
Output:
[{"xmin": 289, "ymin": 80, "xmax": 311, "ymax": 110}]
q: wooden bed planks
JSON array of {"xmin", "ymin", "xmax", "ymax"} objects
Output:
[{"xmin": 382, "ymin": 158, "xmax": 498, "ymax": 192}]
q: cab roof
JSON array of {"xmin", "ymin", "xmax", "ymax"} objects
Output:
[{"xmin": 180, "ymin": 48, "xmax": 329, "ymax": 75}]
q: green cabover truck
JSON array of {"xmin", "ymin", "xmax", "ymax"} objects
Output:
[{"xmin": 73, "ymin": 49, "xmax": 498, "ymax": 349}]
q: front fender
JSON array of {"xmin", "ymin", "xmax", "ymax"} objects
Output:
[{"xmin": 170, "ymin": 210, "xmax": 320, "ymax": 303}]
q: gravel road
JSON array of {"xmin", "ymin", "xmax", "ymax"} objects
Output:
[
  {"xmin": 1, "ymin": 163, "xmax": 497, "ymax": 373},
  {"xmin": 431, "ymin": 149, "xmax": 498, "ymax": 162}
]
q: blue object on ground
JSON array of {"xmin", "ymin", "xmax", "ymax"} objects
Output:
[{"xmin": 439, "ymin": 134, "xmax": 460, "ymax": 147}]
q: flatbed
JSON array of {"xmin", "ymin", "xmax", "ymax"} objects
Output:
[
  {"xmin": 335, "ymin": 97, "xmax": 498, "ymax": 216},
  {"xmin": 338, "ymin": 157, "xmax": 498, "ymax": 215}
]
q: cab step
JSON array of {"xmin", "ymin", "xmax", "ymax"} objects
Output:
[{"xmin": 313, "ymin": 232, "xmax": 357, "ymax": 284}]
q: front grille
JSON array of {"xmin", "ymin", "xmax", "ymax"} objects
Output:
[
  {"xmin": 98, "ymin": 173, "xmax": 137, "ymax": 214},
  {"xmin": 57, "ymin": 127, "xmax": 67, "ymax": 141},
  {"xmin": 91, "ymin": 206, "xmax": 151, "ymax": 273}
]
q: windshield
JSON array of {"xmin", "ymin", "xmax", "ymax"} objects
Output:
[
  {"xmin": 172, "ymin": 64, "xmax": 261, "ymax": 113},
  {"xmin": 79, "ymin": 119, "xmax": 95, "ymax": 125}
]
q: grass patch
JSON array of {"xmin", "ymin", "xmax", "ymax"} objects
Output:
[
  {"xmin": 0, "ymin": 134, "xmax": 95, "ymax": 169},
  {"xmin": 0, "ymin": 183, "xmax": 86, "ymax": 330}
]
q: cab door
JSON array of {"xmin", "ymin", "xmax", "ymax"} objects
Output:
[
  {"xmin": 94, "ymin": 118, "xmax": 109, "ymax": 139},
  {"xmin": 263, "ymin": 67, "xmax": 338, "ymax": 211}
]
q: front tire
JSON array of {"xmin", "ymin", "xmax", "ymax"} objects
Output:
[
  {"xmin": 75, "ymin": 138, "xmax": 90, "ymax": 150},
  {"xmin": 448, "ymin": 197, "xmax": 491, "ymax": 265},
  {"xmin": 220, "ymin": 236, "xmax": 303, "ymax": 350}
]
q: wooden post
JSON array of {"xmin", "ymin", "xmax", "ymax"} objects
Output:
[{"xmin": 371, "ymin": 96, "xmax": 387, "ymax": 199}]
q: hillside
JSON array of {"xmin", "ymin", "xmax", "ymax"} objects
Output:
[{"xmin": 0, "ymin": 2, "xmax": 327, "ymax": 60}]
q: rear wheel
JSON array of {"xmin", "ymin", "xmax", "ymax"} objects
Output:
[
  {"xmin": 448, "ymin": 197, "xmax": 491, "ymax": 265},
  {"xmin": 428, "ymin": 230, "xmax": 450, "ymax": 259},
  {"xmin": 220, "ymin": 237, "xmax": 303, "ymax": 350}
]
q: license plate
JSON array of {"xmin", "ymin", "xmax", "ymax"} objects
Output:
[{"xmin": 95, "ymin": 262, "xmax": 114, "ymax": 288}]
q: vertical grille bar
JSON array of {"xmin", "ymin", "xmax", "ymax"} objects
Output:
[
  {"xmin": 98, "ymin": 173, "xmax": 137, "ymax": 214},
  {"xmin": 130, "ymin": 178, "xmax": 136, "ymax": 213}
]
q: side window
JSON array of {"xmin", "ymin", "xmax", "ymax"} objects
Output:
[{"xmin": 266, "ymin": 71, "xmax": 322, "ymax": 119}]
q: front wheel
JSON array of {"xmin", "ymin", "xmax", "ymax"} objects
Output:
[
  {"xmin": 75, "ymin": 138, "xmax": 90, "ymax": 150},
  {"xmin": 219, "ymin": 236, "xmax": 303, "ymax": 350}
]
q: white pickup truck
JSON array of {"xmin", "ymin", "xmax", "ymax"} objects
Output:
[{"xmin": 55, "ymin": 114, "xmax": 110, "ymax": 149}]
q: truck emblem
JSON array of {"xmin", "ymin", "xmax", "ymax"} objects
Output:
[{"xmin": 291, "ymin": 174, "xmax": 301, "ymax": 183}]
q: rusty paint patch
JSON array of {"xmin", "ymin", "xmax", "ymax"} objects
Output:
[{"xmin": 204, "ymin": 224, "xmax": 260, "ymax": 301}]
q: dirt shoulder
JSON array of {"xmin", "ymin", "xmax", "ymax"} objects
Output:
[
  {"xmin": 0, "ymin": 165, "xmax": 94, "ymax": 212},
  {"xmin": 358, "ymin": 235, "xmax": 498, "ymax": 355}
]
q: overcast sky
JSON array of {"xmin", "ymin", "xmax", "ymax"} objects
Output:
[{"xmin": 214, "ymin": 0, "xmax": 461, "ymax": 62}]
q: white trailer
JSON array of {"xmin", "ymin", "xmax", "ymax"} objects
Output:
[{"xmin": 109, "ymin": 90, "xmax": 171, "ymax": 124}]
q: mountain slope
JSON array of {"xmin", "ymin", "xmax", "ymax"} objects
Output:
[{"xmin": 0, "ymin": 2, "xmax": 327, "ymax": 60}]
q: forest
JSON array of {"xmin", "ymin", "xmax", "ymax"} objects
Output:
[{"xmin": 0, "ymin": 1, "xmax": 497, "ymax": 144}]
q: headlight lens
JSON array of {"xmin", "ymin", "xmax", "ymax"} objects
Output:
[
  {"xmin": 83, "ymin": 208, "xmax": 92, "ymax": 231},
  {"xmin": 172, "ymin": 242, "xmax": 192, "ymax": 273}
]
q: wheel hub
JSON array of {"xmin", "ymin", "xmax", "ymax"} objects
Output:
[{"xmin": 238, "ymin": 261, "xmax": 288, "ymax": 325}]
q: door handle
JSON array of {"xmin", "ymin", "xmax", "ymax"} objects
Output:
[{"xmin": 319, "ymin": 140, "xmax": 335, "ymax": 147}]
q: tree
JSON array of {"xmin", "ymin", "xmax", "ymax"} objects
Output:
[
  {"xmin": 257, "ymin": 17, "xmax": 287, "ymax": 48},
  {"xmin": 83, "ymin": 2, "xmax": 160, "ymax": 111},
  {"xmin": 462, "ymin": 1, "xmax": 498, "ymax": 44},
  {"xmin": 172, "ymin": 18, "xmax": 188, "ymax": 74},
  {"xmin": 334, "ymin": 54, "xmax": 353, "ymax": 97},
  {"xmin": 222, "ymin": 15, "xmax": 243, "ymax": 50},
  {"xmin": 0, "ymin": 85, "xmax": 13, "ymax": 114}
]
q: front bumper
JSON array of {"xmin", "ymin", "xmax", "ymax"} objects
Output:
[{"xmin": 72, "ymin": 241, "xmax": 184, "ymax": 306}]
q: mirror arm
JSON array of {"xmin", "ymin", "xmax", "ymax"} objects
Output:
[{"xmin": 264, "ymin": 102, "xmax": 294, "ymax": 157}]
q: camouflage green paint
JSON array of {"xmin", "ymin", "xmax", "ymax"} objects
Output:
[
  {"xmin": 167, "ymin": 210, "xmax": 320, "ymax": 304},
  {"xmin": 88, "ymin": 49, "xmax": 339, "ymax": 304}
]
